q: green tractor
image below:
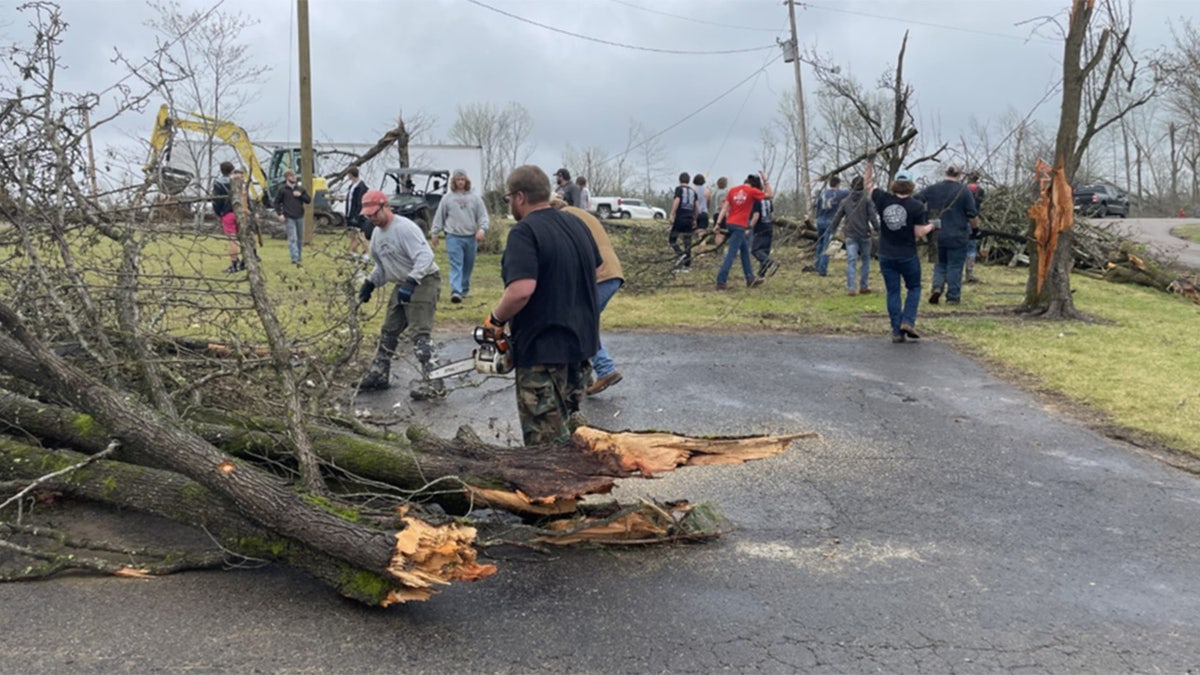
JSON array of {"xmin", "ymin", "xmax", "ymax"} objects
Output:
[{"xmin": 380, "ymin": 168, "xmax": 449, "ymax": 234}]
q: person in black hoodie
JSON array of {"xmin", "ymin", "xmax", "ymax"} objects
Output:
[
  {"xmin": 343, "ymin": 165, "xmax": 370, "ymax": 259},
  {"xmin": 212, "ymin": 161, "xmax": 243, "ymax": 273},
  {"xmin": 273, "ymin": 169, "xmax": 310, "ymax": 265}
]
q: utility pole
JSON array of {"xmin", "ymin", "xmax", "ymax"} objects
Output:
[
  {"xmin": 785, "ymin": 0, "xmax": 813, "ymax": 217},
  {"xmin": 297, "ymin": 0, "xmax": 315, "ymax": 244}
]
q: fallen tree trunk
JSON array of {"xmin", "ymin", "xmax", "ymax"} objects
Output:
[
  {"xmin": 0, "ymin": 321, "xmax": 494, "ymax": 604},
  {"xmin": 0, "ymin": 439, "xmax": 484, "ymax": 604},
  {"xmin": 0, "ymin": 389, "xmax": 812, "ymax": 515}
]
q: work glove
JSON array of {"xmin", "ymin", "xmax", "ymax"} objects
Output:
[
  {"xmin": 396, "ymin": 277, "xmax": 419, "ymax": 304},
  {"xmin": 358, "ymin": 279, "xmax": 375, "ymax": 304},
  {"xmin": 482, "ymin": 312, "xmax": 507, "ymax": 342}
]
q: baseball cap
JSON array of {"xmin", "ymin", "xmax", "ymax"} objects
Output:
[
  {"xmin": 554, "ymin": 168, "xmax": 571, "ymax": 180},
  {"xmin": 945, "ymin": 165, "xmax": 963, "ymax": 178},
  {"xmin": 894, "ymin": 169, "xmax": 915, "ymax": 182},
  {"xmin": 360, "ymin": 189, "xmax": 389, "ymax": 217}
]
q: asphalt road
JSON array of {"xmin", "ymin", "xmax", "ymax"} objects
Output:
[
  {"xmin": 2, "ymin": 333, "xmax": 1199, "ymax": 673},
  {"xmin": 1093, "ymin": 216, "xmax": 1200, "ymax": 269}
]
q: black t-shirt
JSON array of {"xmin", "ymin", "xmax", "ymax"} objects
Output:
[
  {"xmin": 672, "ymin": 185, "xmax": 697, "ymax": 230},
  {"xmin": 501, "ymin": 208, "xmax": 602, "ymax": 366},
  {"xmin": 753, "ymin": 198, "xmax": 774, "ymax": 228},
  {"xmin": 871, "ymin": 188, "xmax": 928, "ymax": 259}
]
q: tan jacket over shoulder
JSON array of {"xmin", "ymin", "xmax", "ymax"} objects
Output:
[{"xmin": 564, "ymin": 206, "xmax": 623, "ymax": 284}]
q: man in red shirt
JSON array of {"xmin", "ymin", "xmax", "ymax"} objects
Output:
[{"xmin": 714, "ymin": 172, "xmax": 773, "ymax": 289}]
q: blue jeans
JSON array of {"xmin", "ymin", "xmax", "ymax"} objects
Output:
[
  {"xmin": 845, "ymin": 236, "xmax": 872, "ymax": 291},
  {"xmin": 716, "ymin": 226, "xmax": 754, "ymax": 285},
  {"xmin": 445, "ymin": 234, "xmax": 477, "ymax": 296},
  {"xmin": 815, "ymin": 217, "xmax": 833, "ymax": 276},
  {"xmin": 284, "ymin": 217, "xmax": 302, "ymax": 262},
  {"xmin": 879, "ymin": 255, "xmax": 922, "ymax": 335},
  {"xmin": 931, "ymin": 244, "xmax": 968, "ymax": 302},
  {"xmin": 592, "ymin": 278, "xmax": 622, "ymax": 377}
]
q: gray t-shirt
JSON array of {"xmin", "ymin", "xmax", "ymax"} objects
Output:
[
  {"xmin": 368, "ymin": 214, "xmax": 439, "ymax": 286},
  {"xmin": 556, "ymin": 181, "xmax": 583, "ymax": 207},
  {"xmin": 694, "ymin": 185, "xmax": 710, "ymax": 214}
]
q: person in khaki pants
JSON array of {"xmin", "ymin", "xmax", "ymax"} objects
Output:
[{"xmin": 548, "ymin": 194, "xmax": 624, "ymax": 396}]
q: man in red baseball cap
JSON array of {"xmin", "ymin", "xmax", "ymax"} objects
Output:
[{"xmin": 356, "ymin": 189, "xmax": 443, "ymax": 398}]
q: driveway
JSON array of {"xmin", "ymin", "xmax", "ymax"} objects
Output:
[
  {"xmin": 1093, "ymin": 216, "xmax": 1200, "ymax": 269},
  {"xmin": 2, "ymin": 333, "xmax": 1199, "ymax": 672}
]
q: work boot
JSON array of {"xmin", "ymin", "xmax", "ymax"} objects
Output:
[
  {"xmin": 358, "ymin": 369, "xmax": 390, "ymax": 391},
  {"xmin": 928, "ymin": 289, "xmax": 942, "ymax": 305},
  {"xmin": 587, "ymin": 371, "xmax": 623, "ymax": 396},
  {"xmin": 567, "ymin": 410, "xmax": 590, "ymax": 432},
  {"xmin": 409, "ymin": 378, "xmax": 446, "ymax": 400},
  {"xmin": 358, "ymin": 334, "xmax": 398, "ymax": 391}
]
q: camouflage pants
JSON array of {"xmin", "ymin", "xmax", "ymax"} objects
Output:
[{"xmin": 514, "ymin": 361, "xmax": 591, "ymax": 446}]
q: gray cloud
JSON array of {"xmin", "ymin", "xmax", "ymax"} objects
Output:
[{"xmin": 4, "ymin": 0, "xmax": 1191, "ymax": 191}]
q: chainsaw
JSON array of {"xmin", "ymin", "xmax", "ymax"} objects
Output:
[{"xmin": 425, "ymin": 325, "xmax": 514, "ymax": 381}]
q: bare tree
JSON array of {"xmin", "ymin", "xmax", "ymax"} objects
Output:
[
  {"xmin": 562, "ymin": 144, "xmax": 618, "ymax": 196},
  {"xmin": 498, "ymin": 102, "xmax": 535, "ymax": 181},
  {"xmin": 448, "ymin": 101, "xmax": 535, "ymax": 193},
  {"xmin": 1164, "ymin": 18, "xmax": 1200, "ymax": 206},
  {"xmin": 142, "ymin": 0, "xmax": 270, "ymax": 198},
  {"xmin": 806, "ymin": 31, "xmax": 947, "ymax": 183},
  {"xmin": 1021, "ymin": 0, "xmax": 1158, "ymax": 319}
]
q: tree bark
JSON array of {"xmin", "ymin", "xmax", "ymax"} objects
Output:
[
  {"xmin": 0, "ymin": 439, "xmax": 427, "ymax": 604},
  {"xmin": 0, "ymin": 315, "xmax": 492, "ymax": 604},
  {"xmin": 0, "ymin": 388, "xmax": 810, "ymax": 516}
]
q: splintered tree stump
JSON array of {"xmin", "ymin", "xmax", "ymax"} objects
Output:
[{"xmin": 0, "ymin": 439, "xmax": 493, "ymax": 604}]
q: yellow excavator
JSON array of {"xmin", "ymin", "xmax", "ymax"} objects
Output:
[{"xmin": 140, "ymin": 104, "xmax": 342, "ymax": 227}]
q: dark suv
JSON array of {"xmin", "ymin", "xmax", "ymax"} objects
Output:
[{"xmin": 1074, "ymin": 184, "xmax": 1130, "ymax": 218}]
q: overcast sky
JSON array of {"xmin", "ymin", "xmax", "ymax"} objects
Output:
[{"xmin": 2, "ymin": 0, "xmax": 1193, "ymax": 190}]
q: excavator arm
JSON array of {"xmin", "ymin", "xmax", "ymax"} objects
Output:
[
  {"xmin": 144, "ymin": 104, "xmax": 271, "ymax": 203},
  {"xmin": 142, "ymin": 104, "xmax": 339, "ymax": 227}
]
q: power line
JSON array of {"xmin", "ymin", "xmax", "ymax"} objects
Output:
[
  {"xmin": 709, "ymin": 51, "xmax": 778, "ymax": 172},
  {"xmin": 600, "ymin": 54, "xmax": 783, "ymax": 166},
  {"xmin": 608, "ymin": 0, "xmax": 783, "ymax": 34},
  {"xmin": 797, "ymin": 1, "xmax": 1059, "ymax": 46},
  {"xmin": 466, "ymin": 0, "xmax": 777, "ymax": 56}
]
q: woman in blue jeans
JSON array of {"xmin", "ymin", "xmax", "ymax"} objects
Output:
[{"xmin": 865, "ymin": 163, "xmax": 935, "ymax": 343}]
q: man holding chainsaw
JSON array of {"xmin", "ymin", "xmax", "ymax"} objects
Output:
[
  {"xmin": 485, "ymin": 165, "xmax": 601, "ymax": 446},
  {"xmin": 356, "ymin": 189, "xmax": 443, "ymax": 399}
]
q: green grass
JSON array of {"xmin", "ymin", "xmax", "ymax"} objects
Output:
[
  {"xmin": 1169, "ymin": 223, "xmax": 1200, "ymax": 244},
  {"xmin": 18, "ymin": 222, "xmax": 1200, "ymax": 458}
]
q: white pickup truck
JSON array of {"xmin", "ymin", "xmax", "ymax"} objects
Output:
[{"xmin": 589, "ymin": 196, "xmax": 666, "ymax": 220}]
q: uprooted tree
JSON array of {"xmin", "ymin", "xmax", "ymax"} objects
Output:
[{"xmin": 0, "ymin": 3, "xmax": 809, "ymax": 605}]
